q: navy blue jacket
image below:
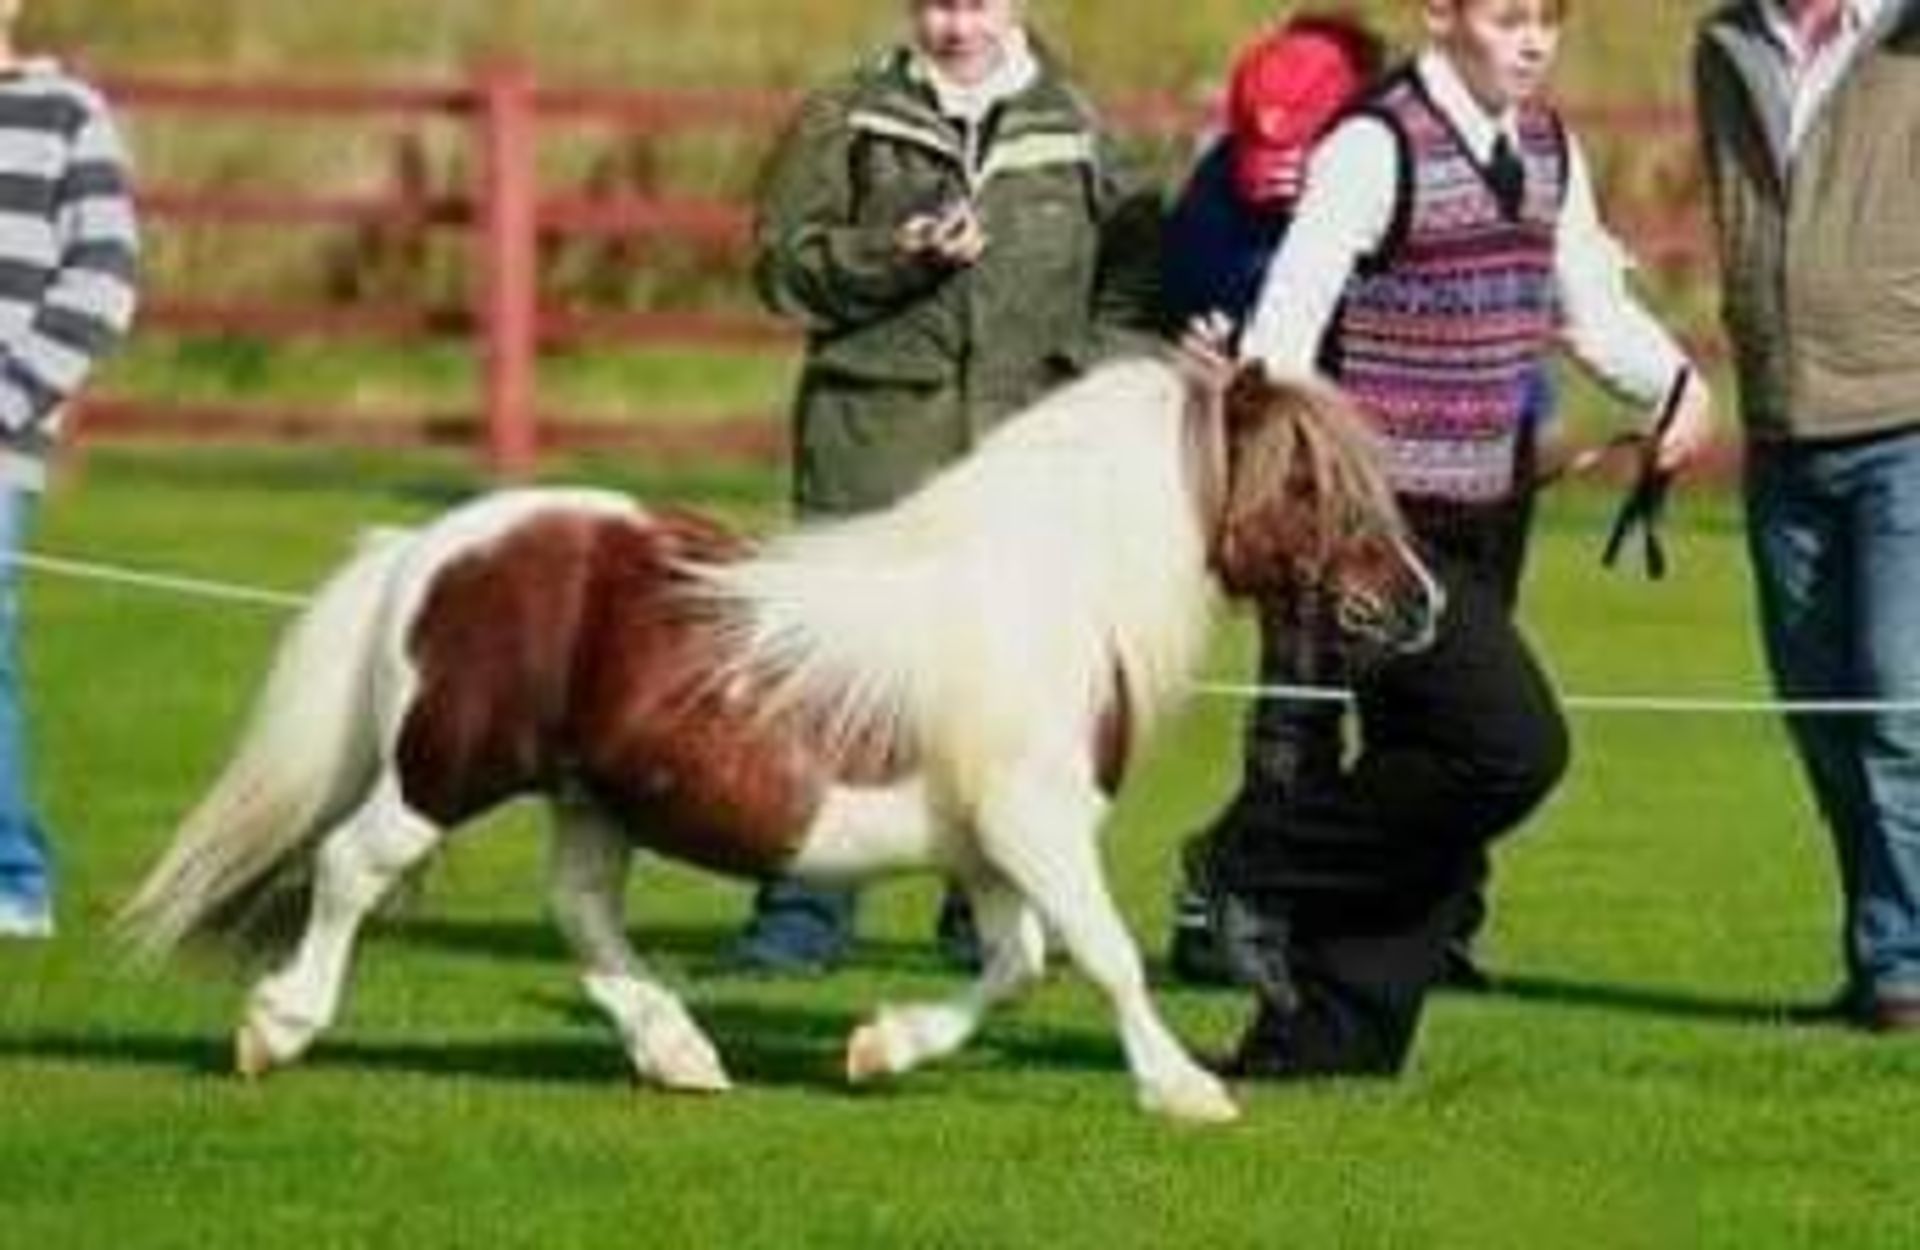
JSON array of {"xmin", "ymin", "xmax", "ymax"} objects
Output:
[{"xmin": 1160, "ymin": 139, "xmax": 1289, "ymax": 341}]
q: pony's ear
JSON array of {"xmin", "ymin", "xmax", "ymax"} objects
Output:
[{"xmin": 1223, "ymin": 362, "xmax": 1273, "ymax": 435}]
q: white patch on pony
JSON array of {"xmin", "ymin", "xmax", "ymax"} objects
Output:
[
  {"xmin": 688, "ymin": 358, "xmax": 1219, "ymax": 812},
  {"xmin": 785, "ymin": 777, "xmax": 951, "ymax": 882}
]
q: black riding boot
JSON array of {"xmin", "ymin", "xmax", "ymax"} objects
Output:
[{"xmin": 1167, "ymin": 601, "xmax": 1344, "ymax": 988}]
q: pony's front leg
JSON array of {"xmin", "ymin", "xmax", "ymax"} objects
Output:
[
  {"xmin": 550, "ymin": 795, "xmax": 729, "ymax": 1094},
  {"xmin": 976, "ymin": 766, "xmax": 1239, "ymax": 1124},
  {"xmin": 845, "ymin": 873, "xmax": 1046, "ymax": 1084},
  {"xmin": 238, "ymin": 776, "xmax": 442, "ymax": 1077}
]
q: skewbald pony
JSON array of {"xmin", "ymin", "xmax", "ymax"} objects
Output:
[{"xmin": 120, "ymin": 355, "xmax": 1438, "ymax": 1125}]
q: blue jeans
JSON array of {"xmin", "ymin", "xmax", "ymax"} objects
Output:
[
  {"xmin": 0, "ymin": 489, "xmax": 46, "ymax": 907},
  {"xmin": 1746, "ymin": 430, "xmax": 1920, "ymax": 1002}
]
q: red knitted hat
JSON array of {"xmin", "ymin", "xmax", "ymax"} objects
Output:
[{"xmin": 1227, "ymin": 15, "xmax": 1384, "ymax": 206}]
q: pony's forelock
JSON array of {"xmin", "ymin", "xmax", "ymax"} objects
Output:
[{"xmin": 1214, "ymin": 370, "xmax": 1407, "ymax": 596}]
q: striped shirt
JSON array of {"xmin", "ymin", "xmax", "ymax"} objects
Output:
[{"xmin": 0, "ymin": 58, "xmax": 139, "ymax": 490}]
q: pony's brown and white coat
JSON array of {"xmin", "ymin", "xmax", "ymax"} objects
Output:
[{"xmin": 123, "ymin": 357, "xmax": 1429, "ymax": 1123}]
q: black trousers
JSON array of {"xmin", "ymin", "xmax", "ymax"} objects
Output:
[
  {"xmin": 1219, "ymin": 530, "xmax": 1568, "ymax": 1076},
  {"xmin": 1216, "ymin": 472, "xmax": 1540, "ymax": 921}
]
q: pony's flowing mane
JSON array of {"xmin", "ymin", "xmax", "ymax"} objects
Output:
[{"xmin": 687, "ymin": 358, "xmax": 1217, "ymax": 796}]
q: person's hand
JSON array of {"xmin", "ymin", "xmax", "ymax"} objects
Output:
[
  {"xmin": 1175, "ymin": 311, "xmax": 1237, "ymax": 393},
  {"xmin": 895, "ymin": 200, "xmax": 987, "ymax": 267},
  {"xmin": 929, "ymin": 201, "xmax": 987, "ymax": 265},
  {"xmin": 1654, "ymin": 368, "xmax": 1714, "ymax": 474}
]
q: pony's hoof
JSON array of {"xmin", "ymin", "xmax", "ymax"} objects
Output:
[
  {"xmin": 653, "ymin": 1042, "xmax": 733, "ymax": 1095},
  {"xmin": 845, "ymin": 1022, "xmax": 897, "ymax": 1085},
  {"xmin": 234, "ymin": 1022, "xmax": 277, "ymax": 1081},
  {"xmin": 634, "ymin": 1019, "xmax": 732, "ymax": 1094},
  {"xmin": 1141, "ymin": 1072, "xmax": 1241, "ymax": 1125}
]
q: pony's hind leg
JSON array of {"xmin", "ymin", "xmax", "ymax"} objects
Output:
[
  {"xmin": 550, "ymin": 793, "xmax": 730, "ymax": 1094},
  {"xmin": 237, "ymin": 774, "xmax": 441, "ymax": 1078},
  {"xmin": 975, "ymin": 765, "xmax": 1239, "ymax": 1124},
  {"xmin": 844, "ymin": 870, "xmax": 1046, "ymax": 1084}
]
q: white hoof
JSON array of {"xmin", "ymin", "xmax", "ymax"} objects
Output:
[
  {"xmin": 847, "ymin": 1004, "xmax": 976, "ymax": 1083},
  {"xmin": 847, "ymin": 1005, "xmax": 936, "ymax": 1085},
  {"xmin": 845, "ymin": 1021, "xmax": 898, "ymax": 1085},
  {"xmin": 234, "ymin": 995, "xmax": 316, "ymax": 1080},
  {"xmin": 234, "ymin": 1021, "xmax": 278, "ymax": 1081},
  {"xmin": 640, "ymin": 1024, "xmax": 733, "ymax": 1095},
  {"xmin": 1139, "ymin": 1068, "xmax": 1241, "ymax": 1125},
  {"xmin": 582, "ymin": 972, "xmax": 730, "ymax": 1094}
]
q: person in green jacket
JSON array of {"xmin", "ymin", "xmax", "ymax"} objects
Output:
[{"xmin": 732, "ymin": 0, "xmax": 1162, "ymax": 974}]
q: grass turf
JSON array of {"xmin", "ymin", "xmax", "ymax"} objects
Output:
[{"xmin": 0, "ymin": 446, "xmax": 1914, "ymax": 1249}]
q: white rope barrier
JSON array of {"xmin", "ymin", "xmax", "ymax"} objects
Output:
[
  {"xmin": 8, "ymin": 551, "xmax": 308, "ymax": 611},
  {"xmin": 1191, "ymin": 680, "xmax": 1920, "ymax": 717},
  {"xmin": 15, "ymin": 546, "xmax": 1920, "ymax": 718}
]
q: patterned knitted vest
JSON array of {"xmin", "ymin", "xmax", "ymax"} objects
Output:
[{"xmin": 1329, "ymin": 73, "xmax": 1565, "ymax": 504}]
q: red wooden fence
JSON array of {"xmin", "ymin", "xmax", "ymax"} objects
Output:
[{"xmin": 84, "ymin": 66, "xmax": 1707, "ymax": 476}]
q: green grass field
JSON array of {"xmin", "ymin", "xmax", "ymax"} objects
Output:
[{"xmin": 0, "ymin": 446, "xmax": 1914, "ymax": 1247}]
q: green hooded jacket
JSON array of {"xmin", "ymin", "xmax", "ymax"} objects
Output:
[{"xmin": 754, "ymin": 42, "xmax": 1163, "ymax": 515}]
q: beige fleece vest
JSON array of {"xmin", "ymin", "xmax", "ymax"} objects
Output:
[{"xmin": 1696, "ymin": 5, "xmax": 1920, "ymax": 440}]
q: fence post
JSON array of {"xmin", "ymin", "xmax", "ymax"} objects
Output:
[{"xmin": 474, "ymin": 60, "xmax": 538, "ymax": 478}]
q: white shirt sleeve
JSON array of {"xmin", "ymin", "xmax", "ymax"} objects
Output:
[
  {"xmin": 1555, "ymin": 134, "xmax": 1691, "ymax": 408},
  {"xmin": 1239, "ymin": 115, "xmax": 1399, "ymax": 377}
]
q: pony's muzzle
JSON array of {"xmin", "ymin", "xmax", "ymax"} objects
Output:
[
  {"xmin": 1335, "ymin": 538, "xmax": 1444, "ymax": 655},
  {"xmin": 1386, "ymin": 539, "xmax": 1445, "ymax": 653}
]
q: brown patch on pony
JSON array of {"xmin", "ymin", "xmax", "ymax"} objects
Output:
[
  {"xmin": 395, "ymin": 511, "xmax": 603, "ymax": 823},
  {"xmin": 1209, "ymin": 365, "xmax": 1405, "ymax": 600},
  {"xmin": 397, "ymin": 507, "xmax": 915, "ymax": 878}
]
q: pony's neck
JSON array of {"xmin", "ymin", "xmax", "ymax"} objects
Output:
[{"xmin": 700, "ymin": 359, "xmax": 1222, "ymax": 776}]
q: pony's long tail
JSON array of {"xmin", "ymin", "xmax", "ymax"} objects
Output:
[{"xmin": 120, "ymin": 530, "xmax": 411, "ymax": 963}]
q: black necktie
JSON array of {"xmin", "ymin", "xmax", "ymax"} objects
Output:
[{"xmin": 1488, "ymin": 135, "xmax": 1526, "ymax": 220}]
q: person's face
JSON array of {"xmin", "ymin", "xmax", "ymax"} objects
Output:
[
  {"xmin": 910, "ymin": 0, "xmax": 1020, "ymax": 85},
  {"xmin": 1426, "ymin": 0, "xmax": 1563, "ymax": 112}
]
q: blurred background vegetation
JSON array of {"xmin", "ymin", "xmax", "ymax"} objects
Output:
[
  {"xmin": 21, "ymin": 1, "xmax": 1726, "ymax": 443},
  {"xmin": 26, "ymin": 1, "xmax": 1717, "ymax": 96}
]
